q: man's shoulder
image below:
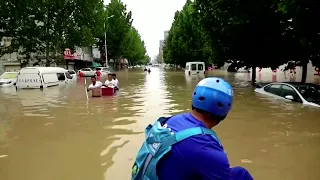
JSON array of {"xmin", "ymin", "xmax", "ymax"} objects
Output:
[{"xmin": 167, "ymin": 113, "xmax": 188, "ymax": 121}]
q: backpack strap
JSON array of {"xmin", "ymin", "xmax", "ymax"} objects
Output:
[
  {"xmin": 161, "ymin": 127, "xmax": 220, "ymax": 149},
  {"xmin": 157, "ymin": 116, "xmax": 170, "ymax": 125}
]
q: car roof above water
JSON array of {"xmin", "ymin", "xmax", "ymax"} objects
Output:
[
  {"xmin": 19, "ymin": 67, "xmax": 67, "ymax": 74},
  {"xmin": 258, "ymin": 82, "xmax": 319, "ymax": 88}
]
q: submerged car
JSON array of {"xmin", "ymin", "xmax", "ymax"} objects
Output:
[
  {"xmin": 95, "ymin": 67, "xmax": 113, "ymax": 76},
  {"xmin": 67, "ymin": 70, "xmax": 77, "ymax": 79},
  {"xmin": 0, "ymin": 72, "xmax": 18, "ymax": 86},
  {"xmin": 78, "ymin": 68, "xmax": 96, "ymax": 77},
  {"xmin": 255, "ymin": 82, "xmax": 320, "ymax": 107}
]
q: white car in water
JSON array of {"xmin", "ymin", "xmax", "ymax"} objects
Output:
[
  {"xmin": 95, "ymin": 67, "xmax": 112, "ymax": 76},
  {"xmin": 0, "ymin": 72, "xmax": 18, "ymax": 87},
  {"xmin": 255, "ymin": 82, "xmax": 320, "ymax": 107},
  {"xmin": 78, "ymin": 68, "xmax": 96, "ymax": 77},
  {"xmin": 67, "ymin": 70, "xmax": 77, "ymax": 79}
]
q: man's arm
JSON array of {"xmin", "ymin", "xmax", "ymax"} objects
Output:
[{"xmin": 87, "ymin": 84, "xmax": 93, "ymax": 91}]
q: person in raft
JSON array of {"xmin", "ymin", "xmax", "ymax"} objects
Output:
[
  {"xmin": 87, "ymin": 76, "xmax": 103, "ymax": 92},
  {"xmin": 111, "ymin": 73, "xmax": 119, "ymax": 91},
  {"xmin": 131, "ymin": 77, "xmax": 253, "ymax": 180}
]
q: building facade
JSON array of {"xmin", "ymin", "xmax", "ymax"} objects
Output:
[
  {"xmin": 0, "ymin": 37, "xmax": 97, "ymax": 72},
  {"xmin": 156, "ymin": 31, "xmax": 169, "ymax": 64}
]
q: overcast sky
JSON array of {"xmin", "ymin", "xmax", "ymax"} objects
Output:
[{"xmin": 104, "ymin": 0, "xmax": 186, "ymax": 59}]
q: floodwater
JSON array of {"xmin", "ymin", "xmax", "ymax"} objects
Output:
[{"xmin": 0, "ymin": 68, "xmax": 320, "ymax": 180}]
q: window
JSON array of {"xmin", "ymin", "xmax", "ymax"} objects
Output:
[
  {"xmin": 191, "ymin": 64, "xmax": 197, "ymax": 71},
  {"xmin": 0, "ymin": 73, "xmax": 18, "ymax": 79},
  {"xmin": 43, "ymin": 74, "xmax": 58, "ymax": 83},
  {"xmin": 297, "ymin": 85, "xmax": 320, "ymax": 103},
  {"xmin": 65, "ymin": 72, "xmax": 73, "ymax": 79},
  {"xmin": 56, "ymin": 73, "xmax": 65, "ymax": 81},
  {"xmin": 198, "ymin": 64, "xmax": 204, "ymax": 71},
  {"xmin": 280, "ymin": 85, "xmax": 301, "ymax": 102},
  {"xmin": 101, "ymin": 68, "xmax": 110, "ymax": 72},
  {"xmin": 68, "ymin": 70, "xmax": 75, "ymax": 74},
  {"xmin": 264, "ymin": 84, "xmax": 281, "ymax": 96}
]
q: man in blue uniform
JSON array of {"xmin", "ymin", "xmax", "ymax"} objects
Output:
[{"xmin": 132, "ymin": 77, "xmax": 253, "ymax": 180}]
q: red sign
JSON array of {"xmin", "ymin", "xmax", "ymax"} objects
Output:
[{"xmin": 64, "ymin": 48, "xmax": 74, "ymax": 60}]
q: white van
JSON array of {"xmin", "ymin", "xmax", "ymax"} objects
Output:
[
  {"xmin": 16, "ymin": 67, "xmax": 72, "ymax": 89},
  {"xmin": 185, "ymin": 62, "xmax": 206, "ymax": 75}
]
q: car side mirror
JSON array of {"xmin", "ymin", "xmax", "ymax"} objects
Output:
[{"xmin": 285, "ymin": 95, "xmax": 294, "ymax": 100}]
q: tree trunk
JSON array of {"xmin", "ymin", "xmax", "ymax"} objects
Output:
[
  {"xmin": 251, "ymin": 66, "xmax": 256, "ymax": 85},
  {"xmin": 301, "ymin": 61, "xmax": 308, "ymax": 83}
]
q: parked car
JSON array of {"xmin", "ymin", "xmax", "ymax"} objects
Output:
[
  {"xmin": 67, "ymin": 70, "xmax": 77, "ymax": 79},
  {"xmin": 0, "ymin": 72, "xmax": 18, "ymax": 87},
  {"xmin": 95, "ymin": 67, "xmax": 113, "ymax": 76},
  {"xmin": 78, "ymin": 68, "xmax": 96, "ymax": 77},
  {"xmin": 255, "ymin": 82, "xmax": 320, "ymax": 107}
]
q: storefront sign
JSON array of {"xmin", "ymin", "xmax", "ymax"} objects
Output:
[{"xmin": 64, "ymin": 48, "xmax": 74, "ymax": 60}]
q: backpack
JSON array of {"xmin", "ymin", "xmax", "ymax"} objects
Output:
[{"xmin": 131, "ymin": 116, "xmax": 221, "ymax": 180}]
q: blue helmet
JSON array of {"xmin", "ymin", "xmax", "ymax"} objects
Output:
[{"xmin": 192, "ymin": 77, "xmax": 233, "ymax": 117}]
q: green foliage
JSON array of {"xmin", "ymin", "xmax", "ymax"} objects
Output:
[
  {"xmin": 0, "ymin": 0, "xmax": 147, "ymax": 67},
  {"xmin": 163, "ymin": 0, "xmax": 213, "ymax": 68},
  {"xmin": 195, "ymin": 0, "xmax": 290, "ymax": 70},
  {"xmin": 122, "ymin": 27, "xmax": 147, "ymax": 65},
  {"xmin": 96, "ymin": 0, "xmax": 148, "ymax": 66},
  {"xmin": 163, "ymin": 0, "xmax": 319, "ymax": 83},
  {"xmin": 0, "ymin": 0, "xmax": 105, "ymax": 64},
  {"xmin": 276, "ymin": 0, "xmax": 320, "ymax": 82}
]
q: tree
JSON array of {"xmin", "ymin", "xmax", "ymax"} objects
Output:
[
  {"xmin": 277, "ymin": 0, "xmax": 320, "ymax": 82},
  {"xmin": 96, "ymin": 0, "xmax": 147, "ymax": 68},
  {"xmin": 163, "ymin": 0, "xmax": 214, "ymax": 68},
  {"xmin": 0, "ymin": 0, "xmax": 105, "ymax": 66},
  {"xmin": 195, "ymin": 0, "xmax": 288, "ymax": 83},
  {"xmin": 97, "ymin": 0, "xmax": 132, "ymax": 65},
  {"xmin": 123, "ymin": 27, "xmax": 147, "ymax": 65}
]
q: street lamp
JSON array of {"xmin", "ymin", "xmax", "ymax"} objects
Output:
[{"xmin": 104, "ymin": 15, "xmax": 114, "ymax": 67}]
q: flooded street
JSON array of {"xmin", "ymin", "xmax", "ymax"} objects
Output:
[{"xmin": 0, "ymin": 68, "xmax": 320, "ymax": 180}]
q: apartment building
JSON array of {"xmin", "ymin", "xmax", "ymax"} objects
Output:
[{"xmin": 157, "ymin": 30, "xmax": 169, "ymax": 64}]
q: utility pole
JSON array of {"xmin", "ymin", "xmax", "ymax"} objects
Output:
[
  {"xmin": 45, "ymin": 0, "xmax": 50, "ymax": 66},
  {"xmin": 104, "ymin": 15, "xmax": 114, "ymax": 67}
]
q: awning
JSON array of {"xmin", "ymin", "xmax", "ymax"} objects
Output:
[{"xmin": 92, "ymin": 61, "xmax": 102, "ymax": 67}]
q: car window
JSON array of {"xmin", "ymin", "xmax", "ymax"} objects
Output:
[
  {"xmin": 96, "ymin": 68, "xmax": 101, "ymax": 70},
  {"xmin": 191, "ymin": 64, "xmax": 197, "ymax": 71},
  {"xmin": 198, "ymin": 64, "xmax": 204, "ymax": 70},
  {"xmin": 101, "ymin": 68, "xmax": 110, "ymax": 71},
  {"xmin": 56, "ymin": 73, "xmax": 66, "ymax": 81},
  {"xmin": 65, "ymin": 72, "xmax": 73, "ymax": 79},
  {"xmin": 0, "ymin": 73, "xmax": 18, "ymax": 79},
  {"xmin": 264, "ymin": 84, "xmax": 281, "ymax": 96},
  {"xmin": 68, "ymin": 70, "xmax": 75, "ymax": 74},
  {"xmin": 280, "ymin": 85, "xmax": 302, "ymax": 103},
  {"xmin": 297, "ymin": 85, "xmax": 320, "ymax": 103}
]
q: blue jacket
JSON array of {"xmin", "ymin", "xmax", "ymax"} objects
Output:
[{"xmin": 157, "ymin": 113, "xmax": 232, "ymax": 180}]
